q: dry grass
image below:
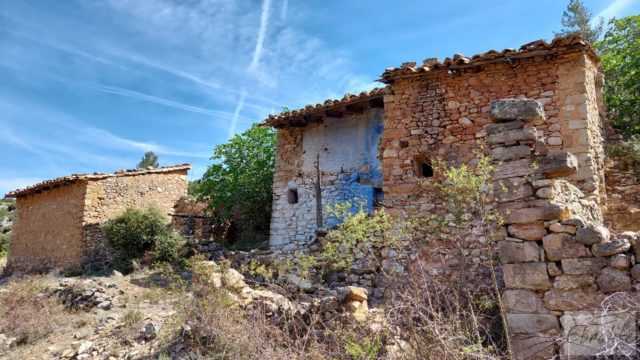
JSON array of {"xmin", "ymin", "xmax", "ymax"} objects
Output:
[{"xmin": 0, "ymin": 275, "xmax": 66, "ymax": 344}]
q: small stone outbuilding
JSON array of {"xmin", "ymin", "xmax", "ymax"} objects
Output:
[{"xmin": 4, "ymin": 164, "xmax": 190, "ymax": 271}]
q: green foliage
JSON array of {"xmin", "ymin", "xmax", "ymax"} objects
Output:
[
  {"xmin": 123, "ymin": 309, "xmax": 144, "ymax": 327},
  {"xmin": 0, "ymin": 233, "xmax": 10, "ymax": 257},
  {"xmin": 137, "ymin": 151, "xmax": 159, "ymax": 169},
  {"xmin": 187, "ymin": 179, "xmax": 201, "ymax": 197},
  {"xmin": 595, "ymin": 15, "xmax": 640, "ymax": 135},
  {"xmin": 102, "ymin": 206, "xmax": 184, "ymax": 273},
  {"xmin": 345, "ymin": 335, "xmax": 382, "ymax": 359},
  {"xmin": 322, "ymin": 201, "xmax": 403, "ymax": 270},
  {"xmin": 198, "ymin": 124, "xmax": 276, "ymax": 240},
  {"xmin": 555, "ymin": 0, "xmax": 603, "ymax": 43}
]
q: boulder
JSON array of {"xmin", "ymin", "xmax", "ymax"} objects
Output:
[
  {"xmin": 542, "ymin": 233, "xmax": 590, "ymax": 261},
  {"xmin": 486, "ymin": 120, "xmax": 525, "ymax": 134},
  {"xmin": 539, "ymin": 153, "xmax": 578, "ymax": 178},
  {"xmin": 507, "ymin": 223, "xmax": 547, "ymax": 241},
  {"xmin": 488, "ymin": 128, "xmax": 537, "ymax": 145},
  {"xmin": 223, "ymin": 268, "xmax": 247, "ymax": 289},
  {"xmin": 576, "ymin": 225, "xmax": 610, "ymax": 246},
  {"xmin": 591, "ymin": 239, "xmax": 630, "ymax": 258},
  {"xmin": 549, "ymin": 223, "xmax": 577, "ymax": 234},
  {"xmin": 503, "ymin": 263, "xmax": 551, "ymax": 290},
  {"xmin": 497, "ymin": 240, "xmax": 541, "ymax": 264},
  {"xmin": 560, "ymin": 311, "xmax": 636, "ymax": 357},
  {"xmin": 337, "ymin": 286, "xmax": 368, "ymax": 303},
  {"xmin": 561, "ymin": 258, "xmax": 608, "ymax": 275},
  {"xmin": 506, "ymin": 314, "xmax": 559, "ymax": 334},
  {"xmin": 610, "ymin": 254, "xmax": 630, "ymax": 270},
  {"xmin": 631, "ymin": 264, "xmax": 640, "ymax": 281},
  {"xmin": 596, "ymin": 267, "xmax": 632, "ymax": 293},
  {"xmin": 502, "ymin": 290, "xmax": 549, "ymax": 314},
  {"xmin": 544, "ymin": 288, "xmax": 603, "ymax": 311},
  {"xmin": 553, "ymin": 275, "xmax": 594, "ymax": 290},
  {"xmin": 491, "ymin": 145, "xmax": 532, "ymax": 161},
  {"xmin": 489, "ymin": 99, "xmax": 545, "ymax": 122}
]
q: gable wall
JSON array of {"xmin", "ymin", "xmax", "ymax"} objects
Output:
[{"xmin": 7, "ymin": 181, "xmax": 87, "ymax": 271}]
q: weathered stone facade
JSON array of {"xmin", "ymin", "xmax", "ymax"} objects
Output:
[
  {"xmin": 266, "ymin": 35, "xmax": 606, "ymax": 252},
  {"xmin": 5, "ymin": 165, "xmax": 190, "ymax": 271},
  {"xmin": 263, "ymin": 35, "xmax": 640, "ymax": 358}
]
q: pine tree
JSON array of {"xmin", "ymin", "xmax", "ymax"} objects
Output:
[
  {"xmin": 137, "ymin": 151, "xmax": 159, "ymax": 169},
  {"xmin": 555, "ymin": 0, "xmax": 604, "ymax": 44}
]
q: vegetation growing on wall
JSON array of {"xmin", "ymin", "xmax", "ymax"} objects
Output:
[{"xmin": 196, "ymin": 124, "xmax": 276, "ymax": 248}]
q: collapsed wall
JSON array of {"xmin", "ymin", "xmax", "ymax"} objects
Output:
[{"xmin": 490, "ymin": 99, "xmax": 637, "ymax": 359}]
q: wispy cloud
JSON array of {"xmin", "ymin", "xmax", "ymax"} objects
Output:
[
  {"xmin": 248, "ymin": 0, "xmax": 272, "ymax": 73},
  {"xmin": 229, "ymin": 89, "xmax": 247, "ymax": 138},
  {"xmin": 597, "ymin": 0, "xmax": 635, "ymax": 19},
  {"xmin": 69, "ymin": 80, "xmax": 250, "ymax": 122},
  {"xmin": 280, "ymin": 0, "xmax": 288, "ymax": 20}
]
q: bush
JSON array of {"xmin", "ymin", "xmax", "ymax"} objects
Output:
[
  {"xmin": 0, "ymin": 233, "xmax": 10, "ymax": 257},
  {"xmin": 102, "ymin": 206, "xmax": 184, "ymax": 273}
]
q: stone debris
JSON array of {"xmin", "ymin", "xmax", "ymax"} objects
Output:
[{"xmin": 53, "ymin": 279, "xmax": 117, "ymax": 311}]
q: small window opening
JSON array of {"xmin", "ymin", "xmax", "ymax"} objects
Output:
[
  {"xmin": 373, "ymin": 187, "xmax": 384, "ymax": 208},
  {"xmin": 287, "ymin": 188, "xmax": 298, "ymax": 204},
  {"xmin": 415, "ymin": 157, "xmax": 434, "ymax": 178}
]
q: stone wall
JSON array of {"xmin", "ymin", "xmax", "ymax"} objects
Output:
[
  {"xmin": 82, "ymin": 170, "xmax": 188, "ymax": 268},
  {"xmin": 270, "ymin": 108, "xmax": 384, "ymax": 251},
  {"xmin": 382, "ymin": 51, "xmax": 605, "ymax": 220},
  {"xmin": 489, "ymin": 99, "xmax": 635, "ymax": 359},
  {"xmin": 7, "ymin": 182, "xmax": 87, "ymax": 271}
]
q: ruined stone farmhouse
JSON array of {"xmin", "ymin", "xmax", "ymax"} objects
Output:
[
  {"xmin": 4, "ymin": 164, "xmax": 190, "ymax": 271},
  {"xmin": 265, "ymin": 34, "xmax": 606, "ymax": 252},
  {"xmin": 264, "ymin": 34, "xmax": 640, "ymax": 358}
]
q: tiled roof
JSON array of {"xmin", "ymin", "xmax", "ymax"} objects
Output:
[
  {"xmin": 380, "ymin": 34, "xmax": 595, "ymax": 83},
  {"xmin": 263, "ymin": 87, "xmax": 390, "ymax": 127},
  {"xmin": 5, "ymin": 164, "xmax": 191, "ymax": 198},
  {"xmin": 262, "ymin": 35, "xmax": 595, "ymax": 129}
]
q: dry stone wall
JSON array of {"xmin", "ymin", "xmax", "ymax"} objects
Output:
[
  {"xmin": 6, "ymin": 167, "xmax": 189, "ymax": 271},
  {"xmin": 490, "ymin": 99, "xmax": 637, "ymax": 359},
  {"xmin": 82, "ymin": 170, "xmax": 188, "ymax": 268}
]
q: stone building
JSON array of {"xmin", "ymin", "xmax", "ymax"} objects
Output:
[
  {"xmin": 263, "ymin": 35, "xmax": 640, "ymax": 358},
  {"xmin": 265, "ymin": 34, "xmax": 606, "ymax": 252},
  {"xmin": 4, "ymin": 164, "xmax": 190, "ymax": 271}
]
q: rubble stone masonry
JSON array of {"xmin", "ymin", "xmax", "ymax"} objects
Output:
[{"xmin": 6, "ymin": 165, "xmax": 189, "ymax": 271}]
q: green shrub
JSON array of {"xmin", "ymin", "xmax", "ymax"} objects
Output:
[
  {"xmin": 0, "ymin": 233, "xmax": 10, "ymax": 257},
  {"xmin": 102, "ymin": 206, "xmax": 184, "ymax": 273}
]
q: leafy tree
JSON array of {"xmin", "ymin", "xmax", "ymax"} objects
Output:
[
  {"xmin": 595, "ymin": 15, "xmax": 640, "ymax": 135},
  {"xmin": 555, "ymin": 0, "xmax": 603, "ymax": 43},
  {"xmin": 197, "ymin": 124, "xmax": 276, "ymax": 239},
  {"xmin": 137, "ymin": 151, "xmax": 159, "ymax": 169}
]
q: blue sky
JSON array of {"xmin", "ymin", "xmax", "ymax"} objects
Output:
[{"xmin": 0, "ymin": 0, "xmax": 638, "ymax": 195}]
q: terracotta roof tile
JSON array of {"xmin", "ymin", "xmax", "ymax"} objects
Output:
[
  {"xmin": 263, "ymin": 87, "xmax": 390, "ymax": 127},
  {"xmin": 380, "ymin": 34, "xmax": 595, "ymax": 82},
  {"xmin": 5, "ymin": 164, "xmax": 191, "ymax": 198}
]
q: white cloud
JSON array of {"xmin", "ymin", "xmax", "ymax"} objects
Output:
[
  {"xmin": 229, "ymin": 89, "xmax": 247, "ymax": 138},
  {"xmin": 248, "ymin": 0, "xmax": 272, "ymax": 73}
]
